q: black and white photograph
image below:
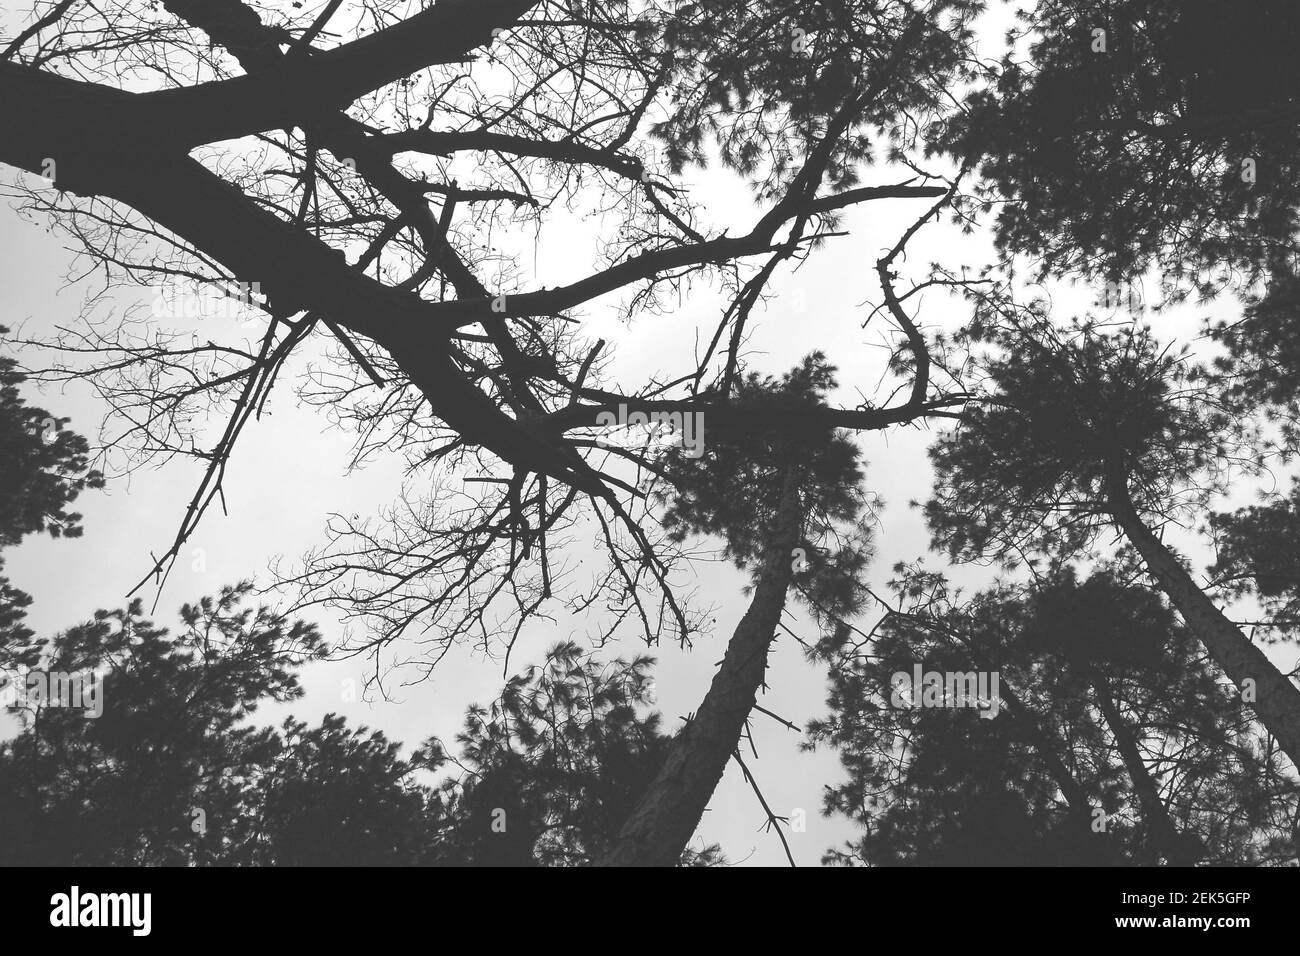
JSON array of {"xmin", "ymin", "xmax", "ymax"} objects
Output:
[{"xmin": 0, "ymin": 0, "xmax": 1294, "ymax": 927}]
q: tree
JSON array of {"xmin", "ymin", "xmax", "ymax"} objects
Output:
[
  {"xmin": 0, "ymin": 583, "xmax": 332, "ymax": 865},
  {"xmin": 936, "ymin": 0, "xmax": 1300, "ymax": 445},
  {"xmin": 0, "ymin": 0, "xmax": 967, "ymax": 625},
  {"xmin": 0, "ymin": 326, "xmax": 101, "ymax": 549},
  {"xmin": 810, "ymin": 565, "xmax": 1297, "ymax": 866},
  {"xmin": 600, "ymin": 355, "xmax": 874, "ymax": 865},
  {"xmin": 0, "ymin": 325, "xmax": 101, "ymax": 661},
  {"xmin": 1211, "ymin": 268, "xmax": 1300, "ymax": 452},
  {"xmin": 812, "ymin": 573, "xmax": 1119, "ymax": 866},
  {"xmin": 0, "ymin": 0, "xmax": 980, "ymax": 861},
  {"xmin": 0, "ymin": 583, "xmax": 716, "ymax": 865},
  {"xmin": 1020, "ymin": 571, "xmax": 1204, "ymax": 866},
  {"xmin": 940, "ymin": 0, "xmax": 1300, "ymax": 294},
  {"xmin": 926, "ymin": 306, "xmax": 1300, "ymax": 769},
  {"xmin": 12, "ymin": 0, "xmax": 1297, "ymax": 869},
  {"xmin": 1211, "ymin": 481, "xmax": 1300, "ymax": 630},
  {"xmin": 424, "ymin": 640, "xmax": 722, "ymax": 866}
]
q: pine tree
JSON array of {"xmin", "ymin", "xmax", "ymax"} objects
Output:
[
  {"xmin": 0, "ymin": 583, "xmax": 714, "ymax": 865},
  {"xmin": 0, "ymin": 325, "xmax": 102, "ymax": 672},
  {"xmin": 927, "ymin": 312, "xmax": 1300, "ymax": 770},
  {"xmin": 811, "ymin": 565, "xmax": 1296, "ymax": 866},
  {"xmin": 601, "ymin": 355, "xmax": 873, "ymax": 865}
]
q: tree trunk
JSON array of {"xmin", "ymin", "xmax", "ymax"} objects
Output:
[
  {"xmin": 1088, "ymin": 670, "xmax": 1199, "ymax": 866},
  {"xmin": 1107, "ymin": 469, "xmax": 1300, "ymax": 769},
  {"xmin": 598, "ymin": 474, "xmax": 804, "ymax": 866}
]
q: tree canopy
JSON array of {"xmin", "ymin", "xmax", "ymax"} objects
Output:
[
  {"xmin": 0, "ymin": 583, "xmax": 717, "ymax": 866},
  {"xmin": 3, "ymin": 0, "xmax": 1300, "ymax": 868}
]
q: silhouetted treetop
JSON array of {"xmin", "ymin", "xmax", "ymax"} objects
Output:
[
  {"xmin": 0, "ymin": 326, "xmax": 102, "ymax": 548},
  {"xmin": 927, "ymin": 315, "xmax": 1240, "ymax": 562},
  {"xmin": 1, "ymin": 586, "xmax": 716, "ymax": 865},
  {"xmin": 940, "ymin": 0, "xmax": 1300, "ymax": 292}
]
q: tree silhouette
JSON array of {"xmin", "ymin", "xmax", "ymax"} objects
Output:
[
  {"xmin": 0, "ymin": 584, "xmax": 331, "ymax": 865},
  {"xmin": 7, "ymin": 0, "xmax": 1300, "ymax": 868},
  {"xmin": 424, "ymin": 640, "xmax": 722, "ymax": 866},
  {"xmin": 1, "ymin": 1, "xmax": 979, "ymax": 864},
  {"xmin": 0, "ymin": 0, "xmax": 965, "ymax": 628},
  {"xmin": 810, "ymin": 565, "xmax": 1297, "ymax": 866},
  {"xmin": 601, "ymin": 355, "xmax": 874, "ymax": 865},
  {"xmin": 941, "ymin": 0, "xmax": 1300, "ymax": 293},
  {"xmin": 0, "ymin": 326, "xmax": 102, "ymax": 665},
  {"xmin": 0, "ymin": 585, "xmax": 715, "ymax": 865},
  {"xmin": 926, "ymin": 307, "xmax": 1300, "ymax": 770},
  {"xmin": 1211, "ymin": 483, "xmax": 1300, "ymax": 630}
]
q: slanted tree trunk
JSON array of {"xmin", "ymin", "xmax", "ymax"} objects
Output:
[
  {"xmin": 1107, "ymin": 467, "xmax": 1300, "ymax": 769},
  {"xmin": 1087, "ymin": 669, "xmax": 1199, "ymax": 866},
  {"xmin": 598, "ymin": 474, "xmax": 804, "ymax": 866}
]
